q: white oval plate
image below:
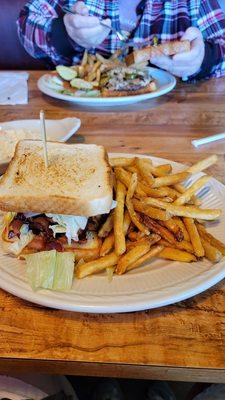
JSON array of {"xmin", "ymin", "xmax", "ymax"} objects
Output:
[
  {"xmin": 0, "ymin": 153, "xmax": 224, "ymax": 314},
  {"xmin": 37, "ymin": 68, "xmax": 176, "ymax": 107},
  {"xmin": 0, "ymin": 118, "xmax": 81, "ymax": 172}
]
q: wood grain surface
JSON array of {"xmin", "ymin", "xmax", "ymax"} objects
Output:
[{"xmin": 0, "ymin": 71, "xmax": 225, "ymax": 381}]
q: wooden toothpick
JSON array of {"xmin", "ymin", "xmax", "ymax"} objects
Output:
[{"xmin": 40, "ymin": 110, "xmax": 49, "ymax": 168}]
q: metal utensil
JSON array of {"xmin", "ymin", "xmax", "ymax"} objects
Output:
[{"xmin": 63, "ymin": 7, "xmax": 127, "ymax": 42}]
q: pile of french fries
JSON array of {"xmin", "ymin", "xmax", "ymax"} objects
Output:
[
  {"xmin": 55, "ymin": 50, "xmax": 125, "ymax": 92},
  {"xmin": 76, "ymin": 154, "xmax": 225, "ymax": 279},
  {"xmin": 54, "ymin": 50, "xmax": 149, "ymax": 94}
]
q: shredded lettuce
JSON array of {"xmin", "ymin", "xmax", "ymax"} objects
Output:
[
  {"xmin": 47, "ymin": 214, "xmax": 88, "ymax": 245},
  {"xmin": 25, "ymin": 250, "xmax": 75, "ymax": 291},
  {"xmin": 9, "ymin": 225, "xmax": 34, "ymax": 256}
]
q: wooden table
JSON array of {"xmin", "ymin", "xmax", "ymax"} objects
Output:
[{"xmin": 0, "ymin": 71, "xmax": 225, "ymax": 382}]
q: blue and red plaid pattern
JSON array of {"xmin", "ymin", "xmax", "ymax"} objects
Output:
[{"xmin": 18, "ymin": 0, "xmax": 225, "ymax": 78}]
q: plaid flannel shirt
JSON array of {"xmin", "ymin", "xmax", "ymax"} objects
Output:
[{"xmin": 17, "ymin": 0, "xmax": 225, "ymax": 79}]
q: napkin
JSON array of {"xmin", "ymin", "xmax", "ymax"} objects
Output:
[{"xmin": 0, "ymin": 72, "xmax": 29, "ymax": 105}]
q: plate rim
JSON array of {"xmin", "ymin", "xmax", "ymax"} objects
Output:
[
  {"xmin": 0, "ymin": 152, "xmax": 224, "ymax": 313},
  {"xmin": 37, "ymin": 67, "xmax": 176, "ymax": 104}
]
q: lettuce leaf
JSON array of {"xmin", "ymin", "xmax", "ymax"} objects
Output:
[
  {"xmin": 25, "ymin": 250, "xmax": 56, "ymax": 290},
  {"xmin": 53, "ymin": 252, "xmax": 75, "ymax": 291},
  {"xmin": 25, "ymin": 250, "xmax": 75, "ymax": 291}
]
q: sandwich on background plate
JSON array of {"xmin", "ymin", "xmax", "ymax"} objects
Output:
[
  {"xmin": 126, "ymin": 39, "xmax": 191, "ymax": 66},
  {"xmin": 0, "ymin": 140, "xmax": 114, "ymax": 291},
  {"xmin": 101, "ymin": 66, "xmax": 157, "ymax": 97}
]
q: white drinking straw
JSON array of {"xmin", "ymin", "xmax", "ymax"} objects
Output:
[
  {"xmin": 40, "ymin": 110, "xmax": 49, "ymax": 168},
  {"xmin": 192, "ymin": 132, "xmax": 225, "ymax": 148}
]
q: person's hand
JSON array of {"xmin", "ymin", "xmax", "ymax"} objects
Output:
[
  {"xmin": 64, "ymin": 1, "xmax": 111, "ymax": 49},
  {"xmin": 150, "ymin": 27, "xmax": 205, "ymax": 79}
]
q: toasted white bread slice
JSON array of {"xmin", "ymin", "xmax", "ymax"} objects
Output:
[
  {"xmin": 126, "ymin": 40, "xmax": 190, "ymax": 66},
  {"xmin": 0, "ymin": 141, "xmax": 112, "ymax": 216}
]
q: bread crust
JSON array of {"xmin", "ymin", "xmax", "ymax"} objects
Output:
[
  {"xmin": 101, "ymin": 81, "xmax": 157, "ymax": 97},
  {"xmin": 126, "ymin": 40, "xmax": 190, "ymax": 66}
]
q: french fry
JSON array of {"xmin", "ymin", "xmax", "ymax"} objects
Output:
[
  {"xmin": 127, "ymin": 172, "xmax": 137, "ymax": 197},
  {"xmin": 161, "ymin": 197, "xmax": 174, "ymax": 203},
  {"xmin": 71, "ymin": 248, "xmax": 100, "ymax": 263},
  {"xmin": 100, "ymin": 232, "xmax": 114, "ymax": 257},
  {"xmin": 87, "ymin": 71, "xmax": 96, "ymax": 82},
  {"xmin": 173, "ymin": 183, "xmax": 186, "ymax": 193},
  {"xmin": 87, "ymin": 54, "xmax": 95, "ymax": 66},
  {"xmin": 138, "ymin": 183, "xmax": 174, "ymax": 198},
  {"xmin": 78, "ymin": 66, "xmax": 85, "ymax": 78},
  {"xmin": 192, "ymin": 197, "xmax": 202, "ymax": 206},
  {"xmin": 186, "ymin": 155, "xmax": 218, "ymax": 174},
  {"xmin": 152, "ymin": 172, "xmax": 190, "ymax": 188},
  {"xmin": 200, "ymin": 237, "xmax": 222, "ymax": 263},
  {"xmin": 98, "ymin": 212, "xmax": 114, "ymax": 238},
  {"xmin": 133, "ymin": 199, "xmax": 170, "ymax": 221},
  {"xmin": 137, "ymin": 160, "xmax": 172, "ymax": 177},
  {"xmin": 153, "ymin": 164, "xmax": 172, "ymax": 176},
  {"xmin": 96, "ymin": 53, "xmax": 111, "ymax": 64},
  {"xmin": 114, "ymin": 167, "xmax": 131, "ymax": 187},
  {"xmin": 196, "ymin": 224, "xmax": 225, "ymax": 256},
  {"xmin": 183, "ymin": 218, "xmax": 205, "ymax": 257},
  {"xmin": 127, "ymin": 244, "xmax": 164, "ymax": 272},
  {"xmin": 116, "ymin": 242, "xmax": 151, "ymax": 275},
  {"xmin": 96, "ymin": 68, "xmax": 101, "ymax": 83},
  {"xmin": 142, "ymin": 197, "xmax": 222, "ymax": 220},
  {"xmin": 174, "ymin": 176, "xmax": 210, "ymax": 206},
  {"xmin": 135, "ymin": 158, "xmax": 154, "ymax": 186},
  {"xmin": 159, "ymin": 247, "xmax": 197, "ymax": 262},
  {"xmin": 126, "ymin": 174, "xmax": 150, "ymax": 235},
  {"xmin": 139, "ymin": 214, "xmax": 176, "ymax": 244},
  {"xmin": 115, "ymin": 167, "xmax": 146, "ymax": 197},
  {"xmin": 128, "ymin": 231, "xmax": 138, "ymax": 241},
  {"xmin": 76, "ymin": 258, "xmax": 85, "ymax": 267},
  {"xmin": 173, "ymin": 184, "xmax": 200, "ymax": 206},
  {"xmin": 160, "ymin": 187, "xmax": 180, "ymax": 199},
  {"xmin": 160, "ymin": 219, "xmax": 184, "ymax": 242},
  {"xmin": 93, "ymin": 60, "xmax": 101, "ymax": 72},
  {"xmin": 125, "ymin": 165, "xmax": 139, "ymax": 174},
  {"xmin": 173, "ymin": 217, "xmax": 190, "ymax": 242},
  {"xmin": 126, "ymin": 237, "xmax": 155, "ymax": 251},
  {"xmin": 123, "ymin": 210, "xmax": 131, "ymax": 235},
  {"xmin": 81, "ymin": 50, "xmax": 88, "ymax": 66},
  {"xmin": 159, "ymin": 238, "xmax": 193, "ymax": 253},
  {"xmin": 114, "ymin": 181, "xmax": 126, "ymax": 256},
  {"xmin": 76, "ymin": 252, "xmax": 118, "ymax": 279}
]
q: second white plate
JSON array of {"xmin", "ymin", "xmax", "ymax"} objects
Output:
[{"xmin": 38, "ymin": 67, "xmax": 176, "ymax": 106}]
